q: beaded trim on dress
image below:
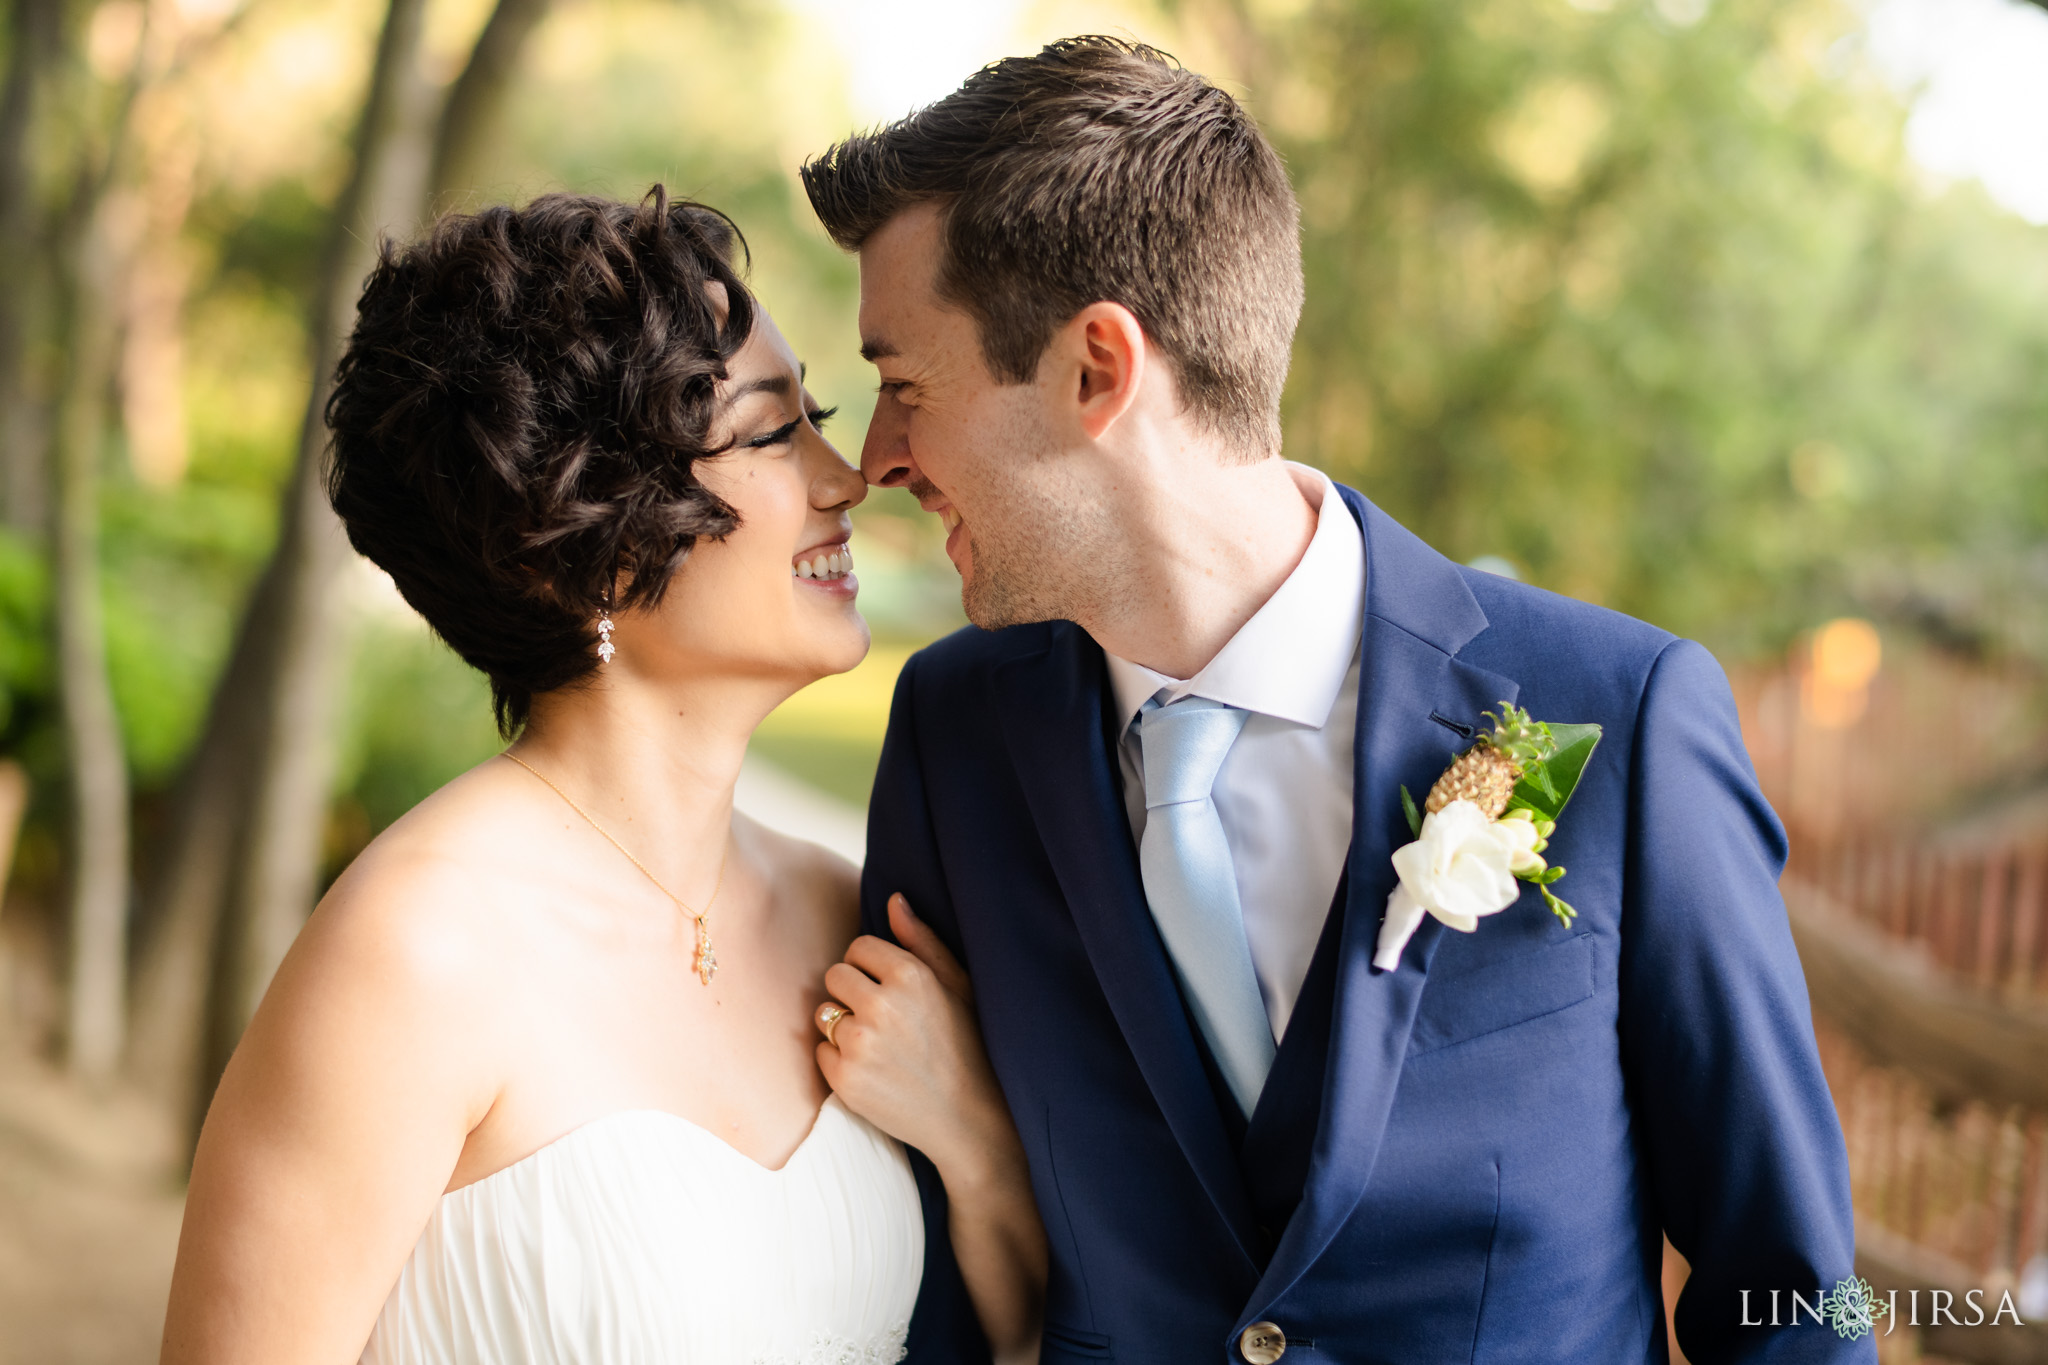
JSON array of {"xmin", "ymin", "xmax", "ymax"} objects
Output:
[{"xmin": 749, "ymin": 1324, "xmax": 909, "ymax": 1365}]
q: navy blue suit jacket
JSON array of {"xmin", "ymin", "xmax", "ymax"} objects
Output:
[{"xmin": 861, "ymin": 486, "xmax": 1866, "ymax": 1364}]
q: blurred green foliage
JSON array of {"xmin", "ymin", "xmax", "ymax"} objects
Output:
[
  {"xmin": 335, "ymin": 619, "xmax": 501, "ymax": 835},
  {"xmin": 1255, "ymin": 0, "xmax": 2048, "ymax": 657},
  {"xmin": 0, "ymin": 530, "xmax": 49, "ymax": 746}
]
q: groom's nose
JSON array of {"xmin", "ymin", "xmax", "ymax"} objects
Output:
[{"xmin": 860, "ymin": 388, "xmax": 916, "ymax": 488}]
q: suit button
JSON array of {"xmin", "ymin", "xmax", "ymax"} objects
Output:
[{"xmin": 1239, "ymin": 1321, "xmax": 1287, "ymax": 1363}]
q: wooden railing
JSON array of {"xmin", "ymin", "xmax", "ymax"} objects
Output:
[
  {"xmin": 1780, "ymin": 828, "xmax": 2048, "ymax": 1362},
  {"xmin": 1701, "ymin": 645, "xmax": 2048, "ymax": 1359},
  {"xmin": 1788, "ymin": 834, "xmax": 2048, "ymax": 1002}
]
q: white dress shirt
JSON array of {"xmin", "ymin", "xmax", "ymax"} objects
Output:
[{"xmin": 1105, "ymin": 464, "xmax": 1365, "ymax": 1041}]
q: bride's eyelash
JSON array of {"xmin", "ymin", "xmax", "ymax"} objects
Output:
[
  {"xmin": 745, "ymin": 420, "xmax": 799, "ymax": 449},
  {"xmin": 744, "ymin": 406, "xmax": 840, "ymax": 450}
]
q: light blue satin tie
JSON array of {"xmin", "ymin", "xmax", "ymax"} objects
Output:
[{"xmin": 1136, "ymin": 696, "xmax": 1276, "ymax": 1116}]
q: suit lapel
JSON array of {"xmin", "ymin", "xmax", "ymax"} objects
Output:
[
  {"xmin": 1248, "ymin": 487, "xmax": 1522, "ymax": 1313},
  {"xmin": 991, "ymin": 626, "xmax": 1263, "ymax": 1274}
]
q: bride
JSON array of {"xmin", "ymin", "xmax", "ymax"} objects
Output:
[{"xmin": 159, "ymin": 189, "xmax": 1044, "ymax": 1364}]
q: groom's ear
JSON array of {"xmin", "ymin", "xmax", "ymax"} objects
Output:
[{"xmin": 1062, "ymin": 301, "xmax": 1149, "ymax": 443}]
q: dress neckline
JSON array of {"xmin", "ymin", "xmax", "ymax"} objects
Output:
[{"xmin": 445, "ymin": 1093, "xmax": 850, "ymax": 1196}]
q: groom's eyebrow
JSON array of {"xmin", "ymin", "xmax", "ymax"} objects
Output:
[{"xmin": 859, "ymin": 337, "xmax": 896, "ymax": 362}]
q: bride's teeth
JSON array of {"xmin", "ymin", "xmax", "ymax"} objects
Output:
[{"xmin": 794, "ymin": 546, "xmax": 854, "ymax": 580}]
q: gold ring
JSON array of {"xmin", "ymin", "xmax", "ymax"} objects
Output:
[{"xmin": 818, "ymin": 1002, "xmax": 849, "ymax": 1047}]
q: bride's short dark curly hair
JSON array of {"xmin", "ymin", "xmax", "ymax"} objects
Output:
[{"xmin": 326, "ymin": 187, "xmax": 755, "ymax": 734}]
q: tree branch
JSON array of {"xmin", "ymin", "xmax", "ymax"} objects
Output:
[{"xmin": 428, "ymin": 0, "xmax": 552, "ymax": 203}]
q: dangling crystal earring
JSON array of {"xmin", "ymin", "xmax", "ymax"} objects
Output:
[{"xmin": 596, "ymin": 594, "xmax": 616, "ymax": 664}]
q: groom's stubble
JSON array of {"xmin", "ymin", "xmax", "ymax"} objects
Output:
[{"xmin": 910, "ymin": 401, "xmax": 1124, "ymax": 636}]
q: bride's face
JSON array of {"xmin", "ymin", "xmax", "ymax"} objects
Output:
[{"xmin": 611, "ymin": 307, "xmax": 870, "ymax": 691}]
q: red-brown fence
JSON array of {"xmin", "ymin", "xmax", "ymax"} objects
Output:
[
  {"xmin": 1731, "ymin": 641, "xmax": 2048, "ymax": 1359},
  {"xmin": 1787, "ymin": 835, "xmax": 2048, "ymax": 1003}
]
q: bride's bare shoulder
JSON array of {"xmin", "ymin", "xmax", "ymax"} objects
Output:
[
  {"xmin": 299, "ymin": 759, "xmax": 562, "ymax": 984},
  {"xmin": 194, "ymin": 765, "xmax": 557, "ymax": 1203},
  {"xmin": 223, "ymin": 761, "xmax": 557, "ymax": 1131}
]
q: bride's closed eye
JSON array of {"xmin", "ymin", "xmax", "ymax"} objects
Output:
[{"xmin": 744, "ymin": 406, "xmax": 838, "ymax": 450}]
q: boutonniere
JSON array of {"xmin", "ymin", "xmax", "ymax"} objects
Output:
[{"xmin": 1372, "ymin": 704, "xmax": 1603, "ymax": 971}]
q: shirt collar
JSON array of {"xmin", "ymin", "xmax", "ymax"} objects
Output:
[{"xmin": 1105, "ymin": 463, "xmax": 1365, "ymax": 732}]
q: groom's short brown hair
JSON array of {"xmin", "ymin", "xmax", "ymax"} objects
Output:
[{"xmin": 802, "ymin": 36, "xmax": 1303, "ymax": 457}]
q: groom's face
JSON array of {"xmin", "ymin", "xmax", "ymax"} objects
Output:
[{"xmin": 855, "ymin": 204, "xmax": 1105, "ymax": 629}]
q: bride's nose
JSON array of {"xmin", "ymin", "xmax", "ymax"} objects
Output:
[{"xmin": 808, "ymin": 436, "xmax": 867, "ymax": 513}]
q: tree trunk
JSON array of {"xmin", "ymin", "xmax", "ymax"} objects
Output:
[
  {"xmin": 54, "ymin": 193, "xmax": 133, "ymax": 1083},
  {"xmin": 200, "ymin": 414, "xmax": 362, "ymax": 1081},
  {"xmin": 427, "ymin": 0, "xmax": 551, "ymax": 203},
  {"xmin": 44, "ymin": 0, "xmax": 196, "ymax": 1082},
  {"xmin": 0, "ymin": 0, "xmax": 63, "ymax": 534},
  {"xmin": 130, "ymin": 0, "xmax": 554, "ymax": 1134},
  {"xmin": 125, "ymin": 553, "xmax": 281, "ymax": 1104},
  {"xmin": 187, "ymin": 0, "xmax": 435, "ymax": 1113}
]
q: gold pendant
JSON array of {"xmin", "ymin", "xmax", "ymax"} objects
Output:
[{"xmin": 693, "ymin": 916, "xmax": 718, "ymax": 985}]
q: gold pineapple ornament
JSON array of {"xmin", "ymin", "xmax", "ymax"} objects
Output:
[
  {"xmin": 1426, "ymin": 705, "xmax": 1555, "ymax": 820},
  {"xmin": 1425, "ymin": 747, "xmax": 1522, "ymax": 819}
]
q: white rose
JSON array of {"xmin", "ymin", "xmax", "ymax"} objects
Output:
[{"xmin": 1371, "ymin": 799, "xmax": 1531, "ymax": 971}]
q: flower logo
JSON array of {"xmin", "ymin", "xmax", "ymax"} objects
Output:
[{"xmin": 1820, "ymin": 1276, "xmax": 1889, "ymax": 1340}]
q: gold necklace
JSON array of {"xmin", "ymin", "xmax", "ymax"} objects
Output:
[{"xmin": 503, "ymin": 751, "xmax": 726, "ymax": 985}]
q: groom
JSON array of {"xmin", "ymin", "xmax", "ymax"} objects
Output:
[{"xmin": 804, "ymin": 37, "xmax": 1865, "ymax": 1365}]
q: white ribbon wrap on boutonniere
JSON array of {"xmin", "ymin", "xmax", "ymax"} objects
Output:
[{"xmin": 1373, "ymin": 705, "xmax": 1603, "ymax": 972}]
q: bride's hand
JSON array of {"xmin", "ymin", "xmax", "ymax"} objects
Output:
[
  {"xmin": 820, "ymin": 894, "xmax": 1046, "ymax": 1361},
  {"xmin": 816, "ymin": 894, "xmax": 1009, "ymax": 1177}
]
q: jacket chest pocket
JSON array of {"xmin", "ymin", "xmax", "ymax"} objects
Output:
[{"xmin": 1409, "ymin": 931, "xmax": 1597, "ymax": 1056}]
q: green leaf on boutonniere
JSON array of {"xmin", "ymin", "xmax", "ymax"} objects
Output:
[
  {"xmin": 1505, "ymin": 722, "xmax": 1602, "ymax": 824},
  {"xmin": 1400, "ymin": 784, "xmax": 1423, "ymax": 838}
]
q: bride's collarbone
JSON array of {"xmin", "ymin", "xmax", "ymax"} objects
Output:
[
  {"xmin": 439, "ymin": 865, "xmax": 844, "ymax": 1187},
  {"xmin": 299, "ymin": 779, "xmax": 852, "ymax": 1196}
]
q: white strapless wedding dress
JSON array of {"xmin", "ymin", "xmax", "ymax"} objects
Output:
[{"xmin": 359, "ymin": 1095, "xmax": 924, "ymax": 1365}]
